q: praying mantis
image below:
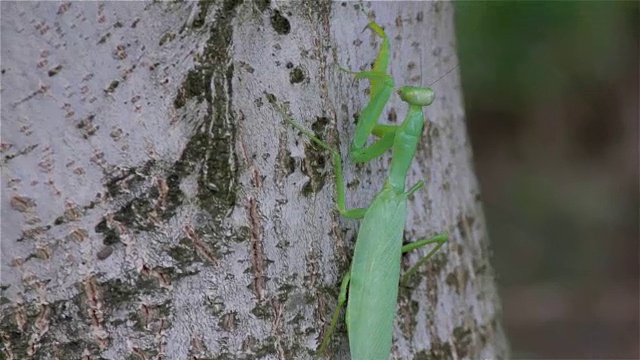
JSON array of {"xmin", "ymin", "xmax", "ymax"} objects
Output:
[{"xmin": 268, "ymin": 18, "xmax": 448, "ymax": 360}]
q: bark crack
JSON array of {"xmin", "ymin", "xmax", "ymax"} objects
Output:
[{"xmin": 248, "ymin": 197, "xmax": 266, "ymax": 302}]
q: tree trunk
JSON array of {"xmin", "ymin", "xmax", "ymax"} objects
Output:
[{"xmin": 0, "ymin": 1, "xmax": 509, "ymax": 359}]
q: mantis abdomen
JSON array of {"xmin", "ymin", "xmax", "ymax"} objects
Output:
[{"xmin": 346, "ymin": 187, "xmax": 407, "ymax": 359}]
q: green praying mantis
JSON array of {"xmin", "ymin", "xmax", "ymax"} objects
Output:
[{"xmin": 269, "ymin": 18, "xmax": 448, "ymax": 360}]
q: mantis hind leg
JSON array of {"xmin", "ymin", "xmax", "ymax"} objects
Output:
[
  {"xmin": 318, "ymin": 271, "xmax": 351, "ymax": 356},
  {"xmin": 401, "ymin": 233, "xmax": 448, "ymax": 285}
]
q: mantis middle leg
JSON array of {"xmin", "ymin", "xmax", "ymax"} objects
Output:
[
  {"xmin": 401, "ymin": 233, "xmax": 448, "ymax": 285},
  {"xmin": 398, "ymin": 180, "xmax": 449, "ymax": 284},
  {"xmin": 269, "ymin": 98, "xmax": 367, "ymax": 220}
]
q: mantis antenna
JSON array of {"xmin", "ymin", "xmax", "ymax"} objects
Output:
[{"xmin": 427, "ymin": 62, "xmax": 459, "ymax": 87}]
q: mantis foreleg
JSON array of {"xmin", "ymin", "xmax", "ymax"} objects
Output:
[
  {"xmin": 364, "ymin": 21, "xmax": 390, "ymax": 98},
  {"xmin": 339, "ymin": 22, "xmax": 406, "ymax": 164}
]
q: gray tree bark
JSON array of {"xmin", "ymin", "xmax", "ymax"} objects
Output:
[{"xmin": 0, "ymin": 1, "xmax": 508, "ymax": 359}]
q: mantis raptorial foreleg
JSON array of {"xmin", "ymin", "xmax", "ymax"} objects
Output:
[
  {"xmin": 364, "ymin": 21, "xmax": 390, "ymax": 98},
  {"xmin": 339, "ymin": 69, "xmax": 398, "ymax": 162},
  {"xmin": 338, "ymin": 21, "xmax": 406, "ymax": 164}
]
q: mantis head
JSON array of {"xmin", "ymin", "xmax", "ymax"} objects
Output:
[{"xmin": 397, "ymin": 86, "xmax": 435, "ymax": 107}]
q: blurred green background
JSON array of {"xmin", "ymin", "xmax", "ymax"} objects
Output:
[{"xmin": 454, "ymin": 2, "xmax": 638, "ymax": 358}]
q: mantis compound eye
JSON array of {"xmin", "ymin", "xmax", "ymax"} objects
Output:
[{"xmin": 397, "ymin": 86, "xmax": 435, "ymax": 107}]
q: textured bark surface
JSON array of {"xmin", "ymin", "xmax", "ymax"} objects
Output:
[{"xmin": 0, "ymin": 1, "xmax": 508, "ymax": 359}]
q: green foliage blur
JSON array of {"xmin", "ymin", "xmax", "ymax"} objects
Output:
[
  {"xmin": 454, "ymin": 2, "xmax": 638, "ymax": 359},
  {"xmin": 456, "ymin": 2, "xmax": 636, "ymax": 113}
]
